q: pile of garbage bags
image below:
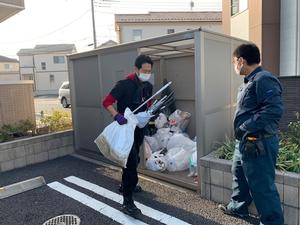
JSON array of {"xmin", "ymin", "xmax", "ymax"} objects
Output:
[{"xmin": 144, "ymin": 109, "xmax": 197, "ymax": 176}]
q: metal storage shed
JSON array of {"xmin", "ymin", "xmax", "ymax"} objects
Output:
[{"xmin": 68, "ymin": 28, "xmax": 246, "ymax": 190}]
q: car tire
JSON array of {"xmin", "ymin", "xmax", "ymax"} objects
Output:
[{"xmin": 61, "ymin": 97, "xmax": 70, "ymax": 108}]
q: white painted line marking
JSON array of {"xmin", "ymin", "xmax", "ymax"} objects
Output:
[
  {"xmin": 48, "ymin": 181, "xmax": 148, "ymax": 225},
  {"xmin": 64, "ymin": 176, "xmax": 191, "ymax": 225}
]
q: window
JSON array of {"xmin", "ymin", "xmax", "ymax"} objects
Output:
[
  {"xmin": 61, "ymin": 84, "xmax": 69, "ymax": 89},
  {"xmin": 41, "ymin": 62, "xmax": 46, "ymax": 70},
  {"xmin": 53, "ymin": 56, "xmax": 65, "ymax": 64},
  {"xmin": 132, "ymin": 29, "xmax": 142, "ymax": 41},
  {"xmin": 4, "ymin": 64, "xmax": 10, "ymax": 70},
  {"xmin": 49, "ymin": 74, "xmax": 54, "ymax": 82},
  {"xmin": 167, "ymin": 29, "xmax": 175, "ymax": 34},
  {"xmin": 231, "ymin": 0, "xmax": 248, "ymax": 16}
]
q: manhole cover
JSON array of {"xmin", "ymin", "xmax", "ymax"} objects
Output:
[{"xmin": 42, "ymin": 215, "xmax": 80, "ymax": 225}]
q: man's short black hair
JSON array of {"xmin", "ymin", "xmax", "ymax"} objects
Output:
[
  {"xmin": 233, "ymin": 43, "xmax": 261, "ymax": 65},
  {"xmin": 135, "ymin": 54, "xmax": 153, "ymax": 69}
]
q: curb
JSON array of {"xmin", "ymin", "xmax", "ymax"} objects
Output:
[{"xmin": 0, "ymin": 176, "xmax": 46, "ymax": 199}]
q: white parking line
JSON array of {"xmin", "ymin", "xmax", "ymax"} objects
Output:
[
  {"xmin": 64, "ymin": 176, "xmax": 192, "ymax": 225},
  {"xmin": 47, "ymin": 181, "xmax": 148, "ymax": 225}
]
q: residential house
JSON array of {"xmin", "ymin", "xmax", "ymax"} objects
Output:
[
  {"xmin": 0, "ymin": 0, "xmax": 35, "ymax": 127},
  {"xmin": 17, "ymin": 44, "xmax": 76, "ymax": 95},
  {"xmin": 0, "ymin": 0, "xmax": 24, "ymax": 22},
  {"xmin": 0, "ymin": 55, "xmax": 20, "ymax": 81},
  {"xmin": 115, "ymin": 11, "xmax": 223, "ymax": 43},
  {"xmin": 222, "ymin": 0, "xmax": 300, "ymax": 129}
]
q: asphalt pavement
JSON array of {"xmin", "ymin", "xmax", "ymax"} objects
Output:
[{"xmin": 0, "ymin": 155, "xmax": 259, "ymax": 225}]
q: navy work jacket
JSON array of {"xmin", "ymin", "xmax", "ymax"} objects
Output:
[{"xmin": 234, "ymin": 66, "xmax": 283, "ymax": 138}]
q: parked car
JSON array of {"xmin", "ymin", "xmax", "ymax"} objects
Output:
[{"xmin": 58, "ymin": 81, "xmax": 70, "ymax": 108}]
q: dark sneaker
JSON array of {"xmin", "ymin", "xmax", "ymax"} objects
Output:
[
  {"xmin": 119, "ymin": 184, "xmax": 143, "ymax": 193},
  {"xmin": 121, "ymin": 203, "xmax": 142, "ymax": 218},
  {"xmin": 218, "ymin": 204, "xmax": 249, "ymax": 218}
]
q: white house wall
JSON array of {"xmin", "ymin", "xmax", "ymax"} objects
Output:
[
  {"xmin": 0, "ymin": 74, "xmax": 20, "ymax": 81},
  {"xmin": 19, "ymin": 55, "xmax": 33, "ymax": 67},
  {"xmin": 118, "ymin": 22, "xmax": 223, "ymax": 43},
  {"xmin": 33, "ymin": 54, "xmax": 68, "ymax": 95},
  {"xmin": 35, "ymin": 71, "xmax": 68, "ymax": 95},
  {"xmin": 0, "ymin": 62, "xmax": 20, "ymax": 81},
  {"xmin": 19, "ymin": 55, "xmax": 34, "ymax": 77},
  {"xmin": 34, "ymin": 54, "xmax": 68, "ymax": 72},
  {"xmin": 280, "ymin": 0, "xmax": 300, "ymax": 76}
]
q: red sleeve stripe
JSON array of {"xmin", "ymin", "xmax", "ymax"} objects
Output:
[
  {"xmin": 102, "ymin": 94, "xmax": 116, "ymax": 108},
  {"xmin": 147, "ymin": 99, "xmax": 153, "ymax": 108}
]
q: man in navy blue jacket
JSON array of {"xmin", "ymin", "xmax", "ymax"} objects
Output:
[{"xmin": 219, "ymin": 43, "xmax": 284, "ymax": 225}]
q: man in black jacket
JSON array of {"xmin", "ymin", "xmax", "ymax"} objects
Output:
[{"xmin": 102, "ymin": 55, "xmax": 153, "ymax": 218}]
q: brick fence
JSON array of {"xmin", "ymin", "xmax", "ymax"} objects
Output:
[{"xmin": 279, "ymin": 76, "xmax": 300, "ymax": 130}]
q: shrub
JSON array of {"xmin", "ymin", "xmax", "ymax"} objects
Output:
[
  {"xmin": 40, "ymin": 111, "xmax": 72, "ymax": 132},
  {"xmin": 216, "ymin": 119, "xmax": 300, "ymax": 173},
  {"xmin": 215, "ymin": 136, "xmax": 235, "ymax": 160},
  {"xmin": 0, "ymin": 119, "xmax": 35, "ymax": 143}
]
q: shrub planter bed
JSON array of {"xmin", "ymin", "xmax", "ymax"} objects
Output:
[
  {"xmin": 200, "ymin": 151, "xmax": 300, "ymax": 225},
  {"xmin": 0, "ymin": 130, "xmax": 74, "ymax": 173}
]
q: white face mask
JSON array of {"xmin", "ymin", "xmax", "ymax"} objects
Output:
[{"xmin": 138, "ymin": 73, "xmax": 152, "ymax": 82}]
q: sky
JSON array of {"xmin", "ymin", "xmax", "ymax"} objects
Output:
[{"xmin": 0, "ymin": 0, "xmax": 222, "ymax": 59}]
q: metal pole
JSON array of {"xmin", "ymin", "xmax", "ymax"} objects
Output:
[{"xmin": 91, "ymin": 0, "xmax": 97, "ymax": 49}]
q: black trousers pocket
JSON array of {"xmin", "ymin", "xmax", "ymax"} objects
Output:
[{"xmin": 243, "ymin": 139, "xmax": 266, "ymax": 159}]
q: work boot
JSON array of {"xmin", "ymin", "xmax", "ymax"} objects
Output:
[
  {"xmin": 119, "ymin": 184, "xmax": 143, "ymax": 193},
  {"xmin": 121, "ymin": 196, "xmax": 142, "ymax": 218},
  {"xmin": 218, "ymin": 204, "xmax": 249, "ymax": 218}
]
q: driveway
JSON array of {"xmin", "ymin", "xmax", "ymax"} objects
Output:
[
  {"xmin": 0, "ymin": 155, "xmax": 259, "ymax": 225},
  {"xmin": 34, "ymin": 95, "xmax": 71, "ymax": 116}
]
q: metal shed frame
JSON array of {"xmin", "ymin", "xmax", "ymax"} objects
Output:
[{"xmin": 68, "ymin": 28, "xmax": 247, "ymax": 190}]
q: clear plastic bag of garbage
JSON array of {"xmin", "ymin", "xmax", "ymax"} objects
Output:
[
  {"xmin": 166, "ymin": 147, "xmax": 192, "ymax": 172},
  {"xmin": 154, "ymin": 128, "xmax": 173, "ymax": 148},
  {"xmin": 135, "ymin": 111, "xmax": 153, "ymax": 128},
  {"xmin": 154, "ymin": 113, "xmax": 168, "ymax": 129},
  {"xmin": 167, "ymin": 133, "xmax": 196, "ymax": 151},
  {"xmin": 144, "ymin": 135, "xmax": 161, "ymax": 152},
  {"xmin": 94, "ymin": 108, "xmax": 138, "ymax": 168},
  {"xmin": 168, "ymin": 109, "xmax": 191, "ymax": 132},
  {"xmin": 145, "ymin": 150, "xmax": 168, "ymax": 171}
]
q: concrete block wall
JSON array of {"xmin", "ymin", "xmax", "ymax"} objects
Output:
[
  {"xmin": 0, "ymin": 130, "xmax": 74, "ymax": 172},
  {"xmin": 200, "ymin": 152, "xmax": 300, "ymax": 225}
]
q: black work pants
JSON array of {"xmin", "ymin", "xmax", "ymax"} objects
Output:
[{"xmin": 122, "ymin": 128, "xmax": 144, "ymax": 198}]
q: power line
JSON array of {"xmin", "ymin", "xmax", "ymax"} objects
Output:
[{"xmin": 0, "ymin": 9, "xmax": 90, "ymax": 44}]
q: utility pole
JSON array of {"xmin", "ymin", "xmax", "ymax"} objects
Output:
[
  {"xmin": 190, "ymin": 0, "xmax": 194, "ymax": 11},
  {"xmin": 91, "ymin": 0, "xmax": 97, "ymax": 49}
]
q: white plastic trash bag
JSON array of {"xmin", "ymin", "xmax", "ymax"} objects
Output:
[
  {"xmin": 154, "ymin": 128, "xmax": 173, "ymax": 148},
  {"xmin": 166, "ymin": 147, "xmax": 194, "ymax": 172},
  {"xmin": 144, "ymin": 135, "xmax": 161, "ymax": 152},
  {"xmin": 154, "ymin": 113, "xmax": 168, "ymax": 129},
  {"xmin": 94, "ymin": 108, "xmax": 138, "ymax": 168},
  {"xmin": 168, "ymin": 109, "xmax": 191, "ymax": 132},
  {"xmin": 135, "ymin": 111, "xmax": 153, "ymax": 128},
  {"xmin": 145, "ymin": 151, "xmax": 168, "ymax": 171},
  {"xmin": 167, "ymin": 133, "xmax": 196, "ymax": 151}
]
